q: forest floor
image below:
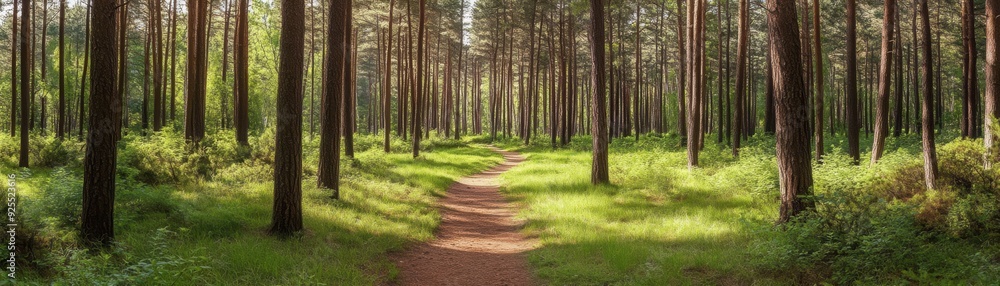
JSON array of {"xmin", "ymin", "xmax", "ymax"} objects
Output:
[{"xmin": 391, "ymin": 146, "xmax": 537, "ymax": 286}]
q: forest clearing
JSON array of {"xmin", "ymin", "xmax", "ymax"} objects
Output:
[{"xmin": 1, "ymin": 0, "xmax": 1000, "ymax": 284}]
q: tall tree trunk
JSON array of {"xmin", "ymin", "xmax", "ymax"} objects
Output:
[
  {"xmin": 19, "ymin": 0, "xmax": 31, "ymax": 167},
  {"xmin": 686, "ymin": 0, "xmax": 703, "ymax": 168},
  {"xmin": 78, "ymin": 1, "xmax": 90, "ymax": 138},
  {"xmin": 342, "ymin": 1, "xmax": 354, "ymax": 158},
  {"xmin": 893, "ymin": 5, "xmax": 903, "ymax": 137},
  {"xmin": 81, "ymin": 0, "xmax": 119, "ymax": 247},
  {"xmin": 383, "ymin": 0, "xmax": 395, "ymax": 152},
  {"xmin": 271, "ymin": 0, "xmax": 306, "ymax": 236},
  {"xmin": 962, "ymin": 0, "xmax": 980, "ymax": 138},
  {"xmin": 871, "ymin": 0, "xmax": 897, "ymax": 165},
  {"xmin": 676, "ymin": 0, "xmax": 687, "ymax": 142},
  {"xmin": 57, "ymin": 0, "xmax": 65, "ymax": 138},
  {"xmin": 185, "ymin": 0, "xmax": 208, "ymax": 142},
  {"xmin": 412, "ymin": 0, "xmax": 426, "ymax": 157},
  {"xmin": 9, "ymin": 0, "xmax": 16, "ymax": 137},
  {"xmin": 813, "ymin": 0, "xmax": 823, "ymax": 161},
  {"xmin": 988, "ymin": 0, "xmax": 1000, "ymax": 167},
  {"xmin": 318, "ymin": 0, "xmax": 346, "ymax": 198},
  {"xmin": 919, "ymin": 0, "xmax": 937, "ymax": 189},
  {"xmin": 733, "ymin": 0, "xmax": 747, "ymax": 157},
  {"xmin": 590, "ymin": 0, "xmax": 609, "ymax": 184},
  {"xmin": 169, "ymin": 0, "xmax": 178, "ymax": 122},
  {"xmin": 152, "ymin": 0, "xmax": 163, "ymax": 131},
  {"xmin": 769, "ymin": 0, "xmax": 814, "ymax": 223},
  {"xmin": 234, "ymin": 0, "xmax": 249, "ymax": 144},
  {"xmin": 846, "ymin": 0, "xmax": 860, "ymax": 164}
]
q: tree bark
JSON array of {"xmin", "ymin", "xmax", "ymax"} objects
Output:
[
  {"xmin": 919, "ymin": 0, "xmax": 937, "ymax": 189},
  {"xmin": 768, "ymin": 0, "xmax": 814, "ymax": 223},
  {"xmin": 383, "ymin": 0, "xmax": 395, "ymax": 152},
  {"xmin": 185, "ymin": 0, "xmax": 209, "ymax": 142},
  {"xmin": 78, "ymin": 1, "xmax": 90, "ymax": 139},
  {"xmin": 18, "ymin": 0, "xmax": 31, "ymax": 167},
  {"xmin": 9, "ymin": 0, "xmax": 16, "ymax": 138},
  {"xmin": 733, "ymin": 0, "xmax": 747, "ymax": 157},
  {"xmin": 590, "ymin": 0, "xmax": 609, "ymax": 184},
  {"xmin": 987, "ymin": 0, "xmax": 1000, "ymax": 167},
  {"xmin": 412, "ymin": 0, "xmax": 426, "ymax": 157},
  {"xmin": 871, "ymin": 0, "xmax": 896, "ymax": 165},
  {"xmin": 271, "ymin": 0, "xmax": 306, "ymax": 236},
  {"xmin": 845, "ymin": 0, "xmax": 860, "ymax": 164},
  {"xmin": 57, "ymin": 0, "xmax": 65, "ymax": 138},
  {"xmin": 234, "ymin": 0, "xmax": 249, "ymax": 144},
  {"xmin": 342, "ymin": 1, "xmax": 354, "ymax": 158},
  {"xmin": 812, "ymin": 0, "xmax": 823, "ymax": 161},
  {"xmin": 318, "ymin": 0, "xmax": 347, "ymax": 197},
  {"xmin": 81, "ymin": 0, "xmax": 119, "ymax": 247}
]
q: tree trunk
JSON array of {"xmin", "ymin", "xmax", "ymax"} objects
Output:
[
  {"xmin": 185, "ymin": 0, "xmax": 208, "ymax": 142},
  {"xmin": 384, "ymin": 0, "xmax": 395, "ymax": 152},
  {"xmin": 589, "ymin": 0, "xmax": 609, "ymax": 184},
  {"xmin": 271, "ymin": 0, "xmax": 306, "ymax": 236},
  {"xmin": 768, "ymin": 0, "xmax": 814, "ymax": 223},
  {"xmin": 57, "ymin": 0, "xmax": 65, "ymax": 138},
  {"xmin": 19, "ymin": 0, "xmax": 31, "ymax": 167},
  {"xmin": 919, "ymin": 0, "xmax": 937, "ymax": 189},
  {"xmin": 813, "ymin": 0, "xmax": 823, "ymax": 161},
  {"xmin": 9, "ymin": 0, "xmax": 16, "ymax": 138},
  {"xmin": 81, "ymin": 0, "xmax": 119, "ymax": 247},
  {"xmin": 318, "ymin": 0, "xmax": 347, "ymax": 198},
  {"xmin": 78, "ymin": 2, "xmax": 91, "ymax": 138},
  {"xmin": 845, "ymin": 0, "xmax": 860, "ymax": 164},
  {"xmin": 733, "ymin": 0, "xmax": 747, "ymax": 157},
  {"xmin": 676, "ymin": 0, "xmax": 687, "ymax": 142},
  {"xmin": 343, "ymin": 2, "xmax": 354, "ymax": 158},
  {"xmin": 871, "ymin": 0, "xmax": 896, "ymax": 165},
  {"xmin": 412, "ymin": 0, "xmax": 426, "ymax": 157},
  {"xmin": 988, "ymin": 0, "xmax": 1000, "ymax": 167},
  {"xmin": 234, "ymin": 0, "xmax": 249, "ymax": 144},
  {"xmin": 893, "ymin": 5, "xmax": 903, "ymax": 137}
]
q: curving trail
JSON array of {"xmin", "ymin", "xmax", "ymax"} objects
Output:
[{"xmin": 392, "ymin": 146, "xmax": 536, "ymax": 286}]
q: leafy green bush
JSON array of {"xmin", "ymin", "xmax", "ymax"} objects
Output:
[
  {"xmin": 36, "ymin": 168, "xmax": 84, "ymax": 229},
  {"xmin": 118, "ymin": 129, "xmax": 189, "ymax": 184},
  {"xmin": 751, "ymin": 139, "xmax": 1000, "ymax": 284},
  {"xmin": 29, "ymin": 136, "xmax": 84, "ymax": 168}
]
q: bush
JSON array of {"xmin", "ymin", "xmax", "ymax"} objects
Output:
[
  {"xmin": 751, "ymin": 138, "xmax": 1000, "ymax": 284},
  {"xmin": 37, "ymin": 168, "xmax": 84, "ymax": 229},
  {"xmin": 118, "ymin": 129, "xmax": 189, "ymax": 184},
  {"xmin": 30, "ymin": 136, "xmax": 84, "ymax": 168}
]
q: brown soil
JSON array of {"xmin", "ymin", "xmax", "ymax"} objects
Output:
[{"xmin": 390, "ymin": 146, "xmax": 537, "ymax": 286}]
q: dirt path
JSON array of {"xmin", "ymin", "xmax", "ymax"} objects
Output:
[{"xmin": 391, "ymin": 146, "xmax": 536, "ymax": 286}]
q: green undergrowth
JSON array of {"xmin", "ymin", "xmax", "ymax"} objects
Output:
[
  {"xmin": 481, "ymin": 130, "xmax": 1000, "ymax": 285},
  {"xmin": 1, "ymin": 130, "xmax": 502, "ymax": 285}
]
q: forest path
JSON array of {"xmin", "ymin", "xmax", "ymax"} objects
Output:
[{"xmin": 391, "ymin": 146, "xmax": 537, "ymax": 286}]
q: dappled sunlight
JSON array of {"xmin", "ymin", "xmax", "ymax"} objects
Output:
[{"xmin": 496, "ymin": 138, "xmax": 773, "ymax": 284}]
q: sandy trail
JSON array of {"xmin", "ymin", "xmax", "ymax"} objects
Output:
[{"xmin": 391, "ymin": 146, "xmax": 536, "ymax": 286}]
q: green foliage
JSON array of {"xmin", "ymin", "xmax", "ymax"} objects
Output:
[
  {"xmin": 48, "ymin": 228, "xmax": 210, "ymax": 285},
  {"xmin": 36, "ymin": 168, "xmax": 83, "ymax": 229},
  {"xmin": 749, "ymin": 139, "xmax": 1000, "ymax": 284}
]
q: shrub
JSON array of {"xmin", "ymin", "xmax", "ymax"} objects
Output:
[
  {"xmin": 36, "ymin": 167, "xmax": 84, "ymax": 228},
  {"xmin": 28, "ymin": 135, "xmax": 83, "ymax": 168}
]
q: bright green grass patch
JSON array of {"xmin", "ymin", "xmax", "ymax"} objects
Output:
[
  {"xmin": 491, "ymin": 135, "xmax": 774, "ymax": 285},
  {"xmin": 5, "ymin": 134, "xmax": 503, "ymax": 284}
]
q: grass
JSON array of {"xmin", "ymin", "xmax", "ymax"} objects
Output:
[
  {"xmin": 484, "ymin": 129, "xmax": 986, "ymax": 285},
  {"xmin": 490, "ymin": 135, "xmax": 774, "ymax": 285},
  {"xmin": 6, "ymin": 133, "xmax": 503, "ymax": 284}
]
